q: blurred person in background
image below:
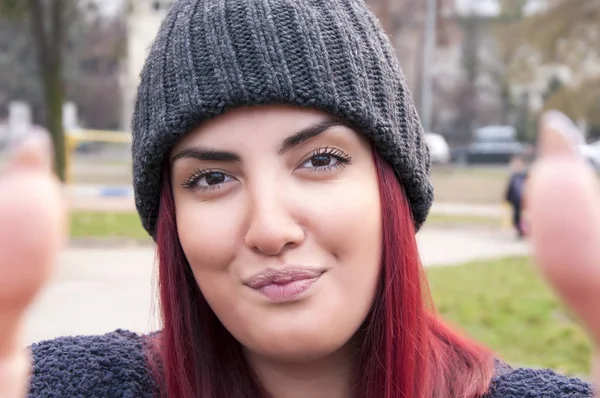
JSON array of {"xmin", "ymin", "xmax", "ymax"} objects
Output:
[
  {"xmin": 1, "ymin": 1, "xmax": 600, "ymax": 398},
  {"xmin": 505, "ymin": 155, "xmax": 529, "ymax": 239}
]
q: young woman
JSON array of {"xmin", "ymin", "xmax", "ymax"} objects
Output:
[{"xmin": 1, "ymin": 1, "xmax": 599, "ymax": 397}]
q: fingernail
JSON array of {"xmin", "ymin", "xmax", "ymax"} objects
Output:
[
  {"xmin": 539, "ymin": 110, "xmax": 581, "ymax": 158},
  {"xmin": 7, "ymin": 127, "xmax": 51, "ymax": 152},
  {"xmin": 8, "ymin": 129, "xmax": 53, "ymax": 171},
  {"xmin": 542, "ymin": 110, "xmax": 585, "ymax": 145}
]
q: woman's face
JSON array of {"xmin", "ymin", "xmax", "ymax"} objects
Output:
[{"xmin": 170, "ymin": 105, "xmax": 382, "ymax": 363}]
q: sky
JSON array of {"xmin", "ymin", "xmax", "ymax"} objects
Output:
[
  {"xmin": 94, "ymin": 0, "xmax": 123, "ymax": 16},
  {"xmin": 455, "ymin": 0, "xmax": 547, "ymax": 16},
  {"xmin": 97, "ymin": 0, "xmax": 548, "ymax": 17},
  {"xmin": 455, "ymin": 0, "xmax": 499, "ymax": 16}
]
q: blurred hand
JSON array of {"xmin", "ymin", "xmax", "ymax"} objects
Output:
[
  {"xmin": 0, "ymin": 134, "xmax": 65, "ymax": 397},
  {"xmin": 528, "ymin": 110, "xmax": 600, "ymax": 391}
]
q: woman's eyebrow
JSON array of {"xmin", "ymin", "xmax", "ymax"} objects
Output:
[
  {"xmin": 171, "ymin": 117, "xmax": 343, "ymax": 163},
  {"xmin": 278, "ymin": 118, "xmax": 343, "ymax": 155},
  {"xmin": 171, "ymin": 147, "xmax": 241, "ymax": 163}
]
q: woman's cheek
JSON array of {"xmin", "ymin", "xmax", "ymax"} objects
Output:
[
  {"xmin": 309, "ymin": 182, "xmax": 381, "ymax": 250},
  {"xmin": 177, "ymin": 202, "xmax": 242, "ymax": 272}
]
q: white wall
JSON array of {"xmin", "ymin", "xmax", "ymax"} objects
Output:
[{"xmin": 122, "ymin": 0, "xmax": 173, "ymax": 130}]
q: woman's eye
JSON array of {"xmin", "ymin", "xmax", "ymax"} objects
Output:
[
  {"xmin": 198, "ymin": 172, "xmax": 232, "ymax": 187},
  {"xmin": 302, "ymin": 154, "xmax": 339, "ymax": 169},
  {"xmin": 183, "ymin": 171, "xmax": 235, "ymax": 191}
]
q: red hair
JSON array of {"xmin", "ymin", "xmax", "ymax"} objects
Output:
[{"xmin": 150, "ymin": 151, "xmax": 495, "ymax": 397}]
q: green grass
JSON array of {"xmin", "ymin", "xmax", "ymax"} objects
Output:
[
  {"xmin": 427, "ymin": 257, "xmax": 591, "ymax": 376},
  {"xmin": 70, "ymin": 211, "xmax": 148, "ymax": 240},
  {"xmin": 432, "ymin": 165, "xmax": 510, "ymax": 177}
]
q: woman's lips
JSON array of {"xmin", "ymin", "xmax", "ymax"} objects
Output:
[
  {"xmin": 256, "ymin": 277, "xmax": 320, "ymax": 302},
  {"xmin": 244, "ymin": 267, "xmax": 325, "ymax": 303}
]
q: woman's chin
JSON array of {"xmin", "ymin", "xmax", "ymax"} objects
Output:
[
  {"xmin": 248, "ymin": 342, "xmax": 343, "ymax": 364},
  {"xmin": 241, "ymin": 329, "xmax": 354, "ymax": 364}
]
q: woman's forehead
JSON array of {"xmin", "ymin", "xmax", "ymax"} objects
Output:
[{"xmin": 173, "ymin": 105, "xmax": 355, "ymax": 150}]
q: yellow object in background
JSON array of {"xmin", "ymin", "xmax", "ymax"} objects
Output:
[{"xmin": 63, "ymin": 129, "xmax": 132, "ymax": 184}]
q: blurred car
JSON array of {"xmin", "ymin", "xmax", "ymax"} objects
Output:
[
  {"xmin": 0, "ymin": 123, "xmax": 6, "ymax": 151},
  {"xmin": 425, "ymin": 132, "xmax": 450, "ymax": 164},
  {"xmin": 453, "ymin": 125, "xmax": 526, "ymax": 165},
  {"xmin": 579, "ymin": 139, "xmax": 600, "ymax": 170}
]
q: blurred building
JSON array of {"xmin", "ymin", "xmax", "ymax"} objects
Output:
[{"xmin": 122, "ymin": 0, "xmax": 174, "ymax": 130}]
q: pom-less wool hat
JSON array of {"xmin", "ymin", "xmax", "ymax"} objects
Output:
[{"xmin": 132, "ymin": 0, "xmax": 434, "ymax": 236}]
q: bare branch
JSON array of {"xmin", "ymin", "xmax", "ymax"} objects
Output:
[
  {"xmin": 0, "ymin": 0, "xmax": 28, "ymax": 18},
  {"xmin": 393, "ymin": 0, "xmax": 420, "ymax": 31},
  {"xmin": 0, "ymin": 33, "xmax": 29, "ymax": 66},
  {"xmin": 50, "ymin": 0, "xmax": 66, "ymax": 70},
  {"xmin": 27, "ymin": 0, "xmax": 49, "ymax": 71},
  {"xmin": 514, "ymin": 0, "xmax": 599, "ymax": 61}
]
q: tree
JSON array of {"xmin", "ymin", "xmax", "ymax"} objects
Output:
[
  {"xmin": 66, "ymin": 15, "xmax": 126, "ymax": 131},
  {"xmin": 515, "ymin": 0, "xmax": 599, "ymax": 62},
  {"xmin": 483, "ymin": 1, "xmax": 530, "ymax": 131},
  {"xmin": 528, "ymin": 0, "xmax": 600, "ymax": 129},
  {"xmin": 0, "ymin": 6, "xmax": 125, "ymax": 133},
  {"xmin": 501, "ymin": 0, "xmax": 600, "ymax": 133},
  {"xmin": 543, "ymin": 78, "xmax": 600, "ymax": 127},
  {"xmin": 460, "ymin": 8, "xmax": 481, "ymax": 133},
  {"xmin": 0, "ymin": 0, "xmax": 74, "ymax": 181},
  {"xmin": 0, "ymin": 17, "xmax": 43, "ymax": 119}
]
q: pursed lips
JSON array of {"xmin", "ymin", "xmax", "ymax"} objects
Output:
[
  {"xmin": 243, "ymin": 267, "xmax": 325, "ymax": 289},
  {"xmin": 243, "ymin": 266, "xmax": 326, "ymax": 303}
]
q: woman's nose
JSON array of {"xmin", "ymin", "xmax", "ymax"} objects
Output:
[{"xmin": 243, "ymin": 190, "xmax": 305, "ymax": 256}]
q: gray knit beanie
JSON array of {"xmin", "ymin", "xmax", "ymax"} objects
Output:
[{"xmin": 132, "ymin": 0, "xmax": 433, "ymax": 236}]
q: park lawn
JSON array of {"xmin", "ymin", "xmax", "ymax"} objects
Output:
[
  {"xmin": 429, "ymin": 166, "xmax": 508, "ymax": 204},
  {"xmin": 70, "ymin": 211, "xmax": 148, "ymax": 240},
  {"xmin": 429, "ymin": 165, "xmax": 600, "ymax": 204},
  {"xmin": 426, "ymin": 257, "xmax": 591, "ymax": 377},
  {"xmin": 426, "ymin": 213, "xmax": 501, "ymax": 228}
]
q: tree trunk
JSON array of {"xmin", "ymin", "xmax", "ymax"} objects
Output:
[
  {"xmin": 43, "ymin": 65, "xmax": 65, "ymax": 181},
  {"xmin": 500, "ymin": 82, "xmax": 511, "ymax": 125},
  {"xmin": 461, "ymin": 11, "xmax": 480, "ymax": 139},
  {"xmin": 27, "ymin": 0, "xmax": 66, "ymax": 181}
]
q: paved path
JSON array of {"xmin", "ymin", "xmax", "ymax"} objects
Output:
[
  {"xmin": 416, "ymin": 228, "xmax": 528, "ymax": 266},
  {"xmin": 67, "ymin": 196, "xmax": 136, "ymax": 212},
  {"xmin": 430, "ymin": 202, "xmax": 504, "ymax": 217},
  {"xmin": 25, "ymin": 248, "xmax": 159, "ymax": 345},
  {"xmin": 23, "ymin": 227, "xmax": 529, "ymax": 345},
  {"xmin": 66, "ymin": 185, "xmax": 135, "ymax": 212}
]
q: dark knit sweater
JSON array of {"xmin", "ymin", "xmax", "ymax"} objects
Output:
[{"xmin": 28, "ymin": 329, "xmax": 594, "ymax": 397}]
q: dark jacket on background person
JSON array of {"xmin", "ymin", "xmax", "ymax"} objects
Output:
[
  {"xmin": 505, "ymin": 170, "xmax": 528, "ymax": 236},
  {"xmin": 505, "ymin": 170, "xmax": 528, "ymax": 206}
]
